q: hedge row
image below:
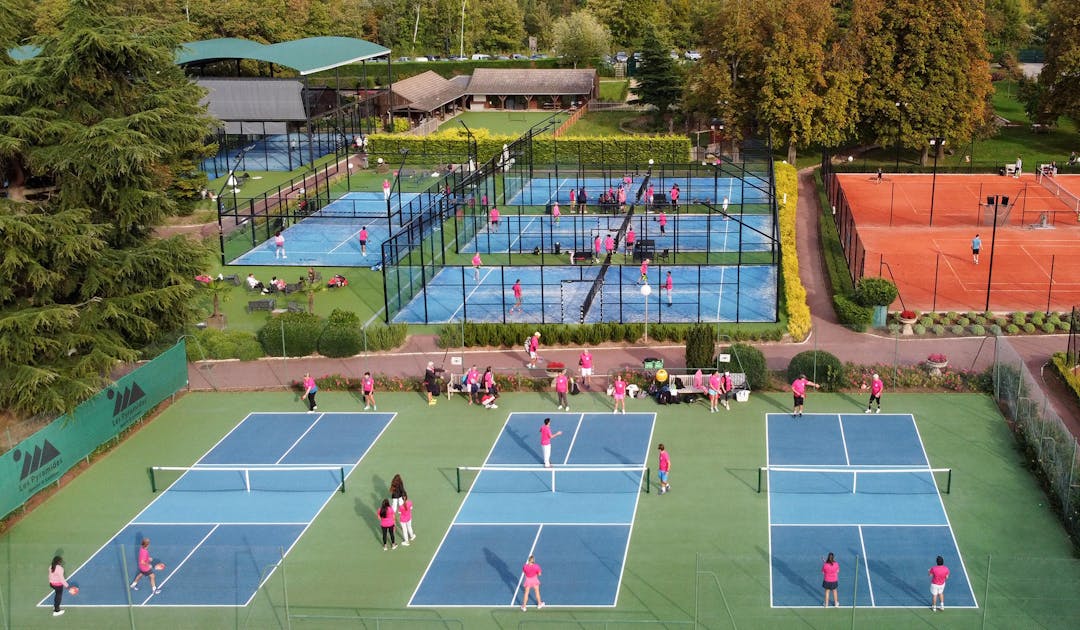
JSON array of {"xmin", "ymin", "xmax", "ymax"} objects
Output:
[
  {"xmin": 435, "ymin": 321, "xmax": 785, "ymax": 349},
  {"xmin": 775, "ymin": 161, "xmax": 811, "ymax": 341},
  {"xmin": 814, "ymin": 171, "xmax": 876, "ymax": 331},
  {"xmin": 367, "ymin": 130, "xmax": 691, "ymax": 166}
]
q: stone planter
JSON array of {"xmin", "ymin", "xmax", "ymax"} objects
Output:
[
  {"xmin": 926, "ymin": 360, "xmax": 949, "ymax": 376},
  {"xmin": 899, "ymin": 316, "xmax": 918, "ymax": 336}
]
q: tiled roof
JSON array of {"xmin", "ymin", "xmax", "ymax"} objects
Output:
[
  {"xmin": 391, "ymin": 71, "xmax": 467, "ymax": 112},
  {"xmin": 466, "ymin": 68, "xmax": 596, "ymax": 96}
]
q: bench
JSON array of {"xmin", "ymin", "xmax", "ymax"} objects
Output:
[
  {"xmin": 247, "ymin": 299, "xmax": 275, "ymax": 313},
  {"xmin": 221, "ymin": 274, "xmax": 241, "ymax": 286},
  {"xmin": 668, "ymin": 373, "xmax": 749, "ymax": 404},
  {"xmin": 1005, "ymin": 164, "xmax": 1019, "ymax": 176},
  {"xmin": 284, "ymin": 282, "xmax": 303, "ymax": 295},
  {"xmin": 287, "ymin": 301, "xmax": 305, "ymax": 313}
]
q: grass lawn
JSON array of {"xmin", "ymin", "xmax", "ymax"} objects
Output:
[
  {"xmin": 599, "ymin": 79, "xmax": 628, "ymax": 101},
  {"xmin": 436, "ymin": 111, "xmax": 568, "ymax": 136},
  {"xmin": 565, "ymin": 111, "xmax": 641, "ymax": 136}
]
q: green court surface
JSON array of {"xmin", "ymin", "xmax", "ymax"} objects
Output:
[
  {"xmin": 3, "ymin": 391, "xmax": 1079, "ymax": 629},
  {"xmin": 437, "ymin": 111, "xmax": 568, "ymax": 136}
]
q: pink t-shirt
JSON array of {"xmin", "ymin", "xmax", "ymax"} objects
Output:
[
  {"xmin": 49, "ymin": 565, "xmax": 67, "ymax": 587},
  {"xmin": 528, "ymin": 336, "xmax": 539, "ymax": 352},
  {"xmin": 613, "ymin": 379, "xmax": 626, "ymax": 397},
  {"xmin": 482, "ymin": 194, "xmax": 488, "ymax": 206},
  {"xmin": 618, "ymin": 188, "xmax": 626, "ymax": 203},
  {"xmin": 378, "ymin": 506, "xmax": 396, "ymax": 527},
  {"xmin": 708, "ymin": 373, "xmax": 721, "ymax": 391},
  {"xmin": 398, "ymin": 500, "xmax": 413, "ymax": 523},
  {"xmin": 594, "ymin": 237, "xmax": 601, "ymax": 254},
  {"xmin": 822, "ymin": 561, "xmax": 840, "ymax": 582},
  {"xmin": 555, "ymin": 374, "xmax": 568, "ymax": 393},
  {"xmin": 792, "ymin": 378, "xmax": 808, "ymax": 396},
  {"xmin": 472, "ymin": 254, "xmax": 482, "ymax": 267},
  {"xmin": 647, "ymin": 185, "xmax": 654, "ymax": 199},
  {"xmin": 540, "ymin": 424, "xmax": 553, "ymax": 445},
  {"xmin": 720, "ymin": 374, "xmax": 732, "ymax": 391},
  {"xmin": 138, "ymin": 547, "xmax": 151, "ymax": 572},
  {"xmin": 513, "ymin": 282, "xmax": 522, "ymax": 298},
  {"xmin": 604, "ymin": 236, "xmax": 614, "ymax": 253},
  {"xmin": 490, "ymin": 207, "xmax": 500, "ymax": 222},
  {"xmin": 640, "ymin": 261, "xmax": 649, "ymax": 277},
  {"xmin": 929, "ymin": 565, "xmax": 949, "ymax": 585},
  {"xmin": 383, "ymin": 179, "xmax": 391, "ymax": 192},
  {"xmin": 484, "ymin": 371, "xmax": 495, "ymax": 389},
  {"xmin": 871, "ymin": 379, "xmax": 884, "ymax": 396},
  {"xmin": 303, "ymin": 376, "xmax": 316, "ymax": 393},
  {"xmin": 670, "ymin": 186, "xmax": 679, "ymax": 201},
  {"xmin": 522, "ymin": 562, "xmax": 541, "ymax": 579},
  {"xmin": 552, "ymin": 203, "xmax": 560, "ymax": 217},
  {"xmin": 359, "ymin": 228, "xmax": 368, "ymax": 242},
  {"xmin": 665, "ymin": 275, "xmax": 673, "ymax": 291},
  {"xmin": 658, "ymin": 450, "xmax": 670, "ymax": 472},
  {"xmin": 580, "ymin": 352, "xmax": 592, "ymax": 368},
  {"xmin": 467, "ymin": 368, "xmax": 479, "ymax": 385},
  {"xmin": 362, "ymin": 376, "xmax": 374, "ymax": 393},
  {"xmin": 659, "ymin": 213, "xmax": 667, "ymax": 226},
  {"xmin": 626, "ymin": 230, "xmax": 635, "ymax": 245},
  {"xmin": 274, "ymin": 234, "xmax": 284, "ymax": 247},
  {"xmin": 569, "ymin": 189, "xmax": 575, "ymax": 203}
]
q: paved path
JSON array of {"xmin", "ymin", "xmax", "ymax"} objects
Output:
[{"xmin": 186, "ymin": 168, "xmax": 1080, "ymax": 439}]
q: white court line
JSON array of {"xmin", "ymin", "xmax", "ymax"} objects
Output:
[
  {"xmin": 275, "ymin": 413, "xmax": 326, "ymax": 463},
  {"xmin": 772, "ymin": 523, "xmax": 953, "ymax": 528},
  {"xmin": 857, "ymin": 525, "xmax": 876, "ymax": 607},
  {"xmin": 510, "ymin": 525, "xmax": 545, "ymax": 606},
  {"xmin": 131, "ymin": 521, "xmax": 311, "ymax": 526},
  {"xmin": 765, "ymin": 413, "xmax": 776, "ymax": 606},
  {"xmin": 506, "ymin": 216, "xmax": 538, "ymax": 253},
  {"xmin": 452, "ymin": 521, "xmax": 634, "ymax": 527},
  {"xmin": 837, "ymin": 415, "xmax": 851, "ymax": 466},
  {"xmin": 140, "ymin": 525, "xmax": 219, "ymax": 605},
  {"xmin": 447, "ymin": 267, "xmax": 496, "ymax": 321},
  {"xmin": 612, "ymin": 412, "xmax": 658, "ymax": 608},
  {"xmin": 562, "ymin": 414, "xmax": 586, "ymax": 465}
]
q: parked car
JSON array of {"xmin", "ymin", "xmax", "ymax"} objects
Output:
[
  {"xmin": 669, "ymin": 50, "xmax": 680, "ymax": 60},
  {"xmin": 414, "ymin": 56, "xmax": 430, "ymax": 62},
  {"xmin": 684, "ymin": 50, "xmax": 702, "ymax": 61},
  {"xmin": 471, "ymin": 53, "xmax": 491, "ymax": 61},
  {"xmin": 396, "ymin": 56, "xmax": 411, "ymax": 62},
  {"xmin": 495, "ymin": 55, "xmax": 510, "ymax": 60},
  {"xmin": 511, "ymin": 53, "xmax": 527, "ymax": 60},
  {"xmin": 530, "ymin": 53, "xmax": 546, "ymax": 60},
  {"xmin": 614, "ymin": 51, "xmax": 628, "ymax": 63}
]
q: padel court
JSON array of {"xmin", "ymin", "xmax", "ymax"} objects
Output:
[
  {"xmin": 230, "ymin": 191, "xmax": 417, "ymax": 267},
  {"xmin": 39, "ymin": 411, "xmax": 394, "ymax": 607},
  {"xmin": 505, "ymin": 176, "xmax": 771, "ymax": 207},
  {"xmin": 765, "ymin": 412, "xmax": 977, "ymax": 608},
  {"xmin": 410, "ymin": 412, "xmax": 655, "ymax": 607}
]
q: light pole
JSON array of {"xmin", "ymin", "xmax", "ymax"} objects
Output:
[
  {"xmin": 894, "ymin": 102, "xmax": 907, "ymax": 171},
  {"xmin": 928, "ymin": 136, "xmax": 945, "ymax": 227},
  {"xmin": 641, "ymin": 283, "xmax": 652, "ymax": 342},
  {"xmin": 984, "ymin": 194, "xmax": 1007, "ymax": 311},
  {"xmin": 459, "ymin": 0, "xmax": 467, "ymax": 59}
]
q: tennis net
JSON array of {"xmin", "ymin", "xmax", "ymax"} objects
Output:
[
  {"xmin": 149, "ymin": 465, "xmax": 346, "ymax": 494},
  {"xmin": 456, "ymin": 465, "xmax": 650, "ymax": 494},
  {"xmin": 757, "ymin": 466, "xmax": 952, "ymax": 495},
  {"xmin": 1036, "ymin": 172, "xmax": 1080, "ymax": 215}
]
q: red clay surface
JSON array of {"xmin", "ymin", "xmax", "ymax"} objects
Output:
[{"xmin": 837, "ymin": 174, "xmax": 1080, "ymax": 311}]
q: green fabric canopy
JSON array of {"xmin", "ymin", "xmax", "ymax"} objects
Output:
[{"xmin": 176, "ymin": 36, "xmax": 390, "ymax": 75}]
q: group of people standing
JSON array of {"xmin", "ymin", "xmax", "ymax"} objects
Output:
[
  {"xmin": 376, "ymin": 474, "xmax": 415, "ymax": 551},
  {"xmin": 819, "ymin": 553, "xmax": 949, "ymax": 610}
]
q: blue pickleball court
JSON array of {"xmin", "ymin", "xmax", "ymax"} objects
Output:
[
  {"xmin": 766, "ymin": 413, "xmax": 978, "ymax": 608},
  {"xmin": 40, "ymin": 411, "xmax": 395, "ymax": 608},
  {"xmin": 410, "ymin": 412, "xmax": 655, "ymax": 608}
]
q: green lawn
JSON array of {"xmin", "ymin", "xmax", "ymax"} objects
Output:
[
  {"xmin": 599, "ymin": 79, "xmax": 629, "ymax": 102},
  {"xmin": 436, "ymin": 111, "xmax": 568, "ymax": 136},
  {"xmin": 565, "ymin": 111, "xmax": 640, "ymax": 136},
  {"xmin": 3, "ymin": 392, "xmax": 1078, "ymax": 628}
]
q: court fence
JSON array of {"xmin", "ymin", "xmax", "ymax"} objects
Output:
[{"xmin": 991, "ymin": 335, "xmax": 1080, "ymax": 542}]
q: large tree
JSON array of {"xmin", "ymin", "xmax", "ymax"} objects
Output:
[
  {"xmin": 552, "ymin": 10, "xmax": 611, "ymax": 68},
  {"xmin": 469, "ymin": 0, "xmax": 526, "ymax": 53},
  {"xmin": 629, "ymin": 29, "xmax": 683, "ymax": 128},
  {"xmin": 1035, "ymin": 0, "xmax": 1080, "ymax": 123},
  {"xmin": 0, "ymin": 0, "xmax": 211, "ymax": 417}
]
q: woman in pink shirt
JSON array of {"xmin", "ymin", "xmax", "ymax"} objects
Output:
[
  {"xmin": 612, "ymin": 374, "xmax": 628, "ymax": 414},
  {"xmin": 511, "ymin": 279, "xmax": 523, "ymax": 314},
  {"xmin": 301, "ymin": 372, "xmax": 318, "ymax": 412},
  {"xmin": 527, "ymin": 332, "xmax": 541, "ymax": 368},
  {"xmin": 657, "ymin": 443, "xmax": 671, "ymax": 494},
  {"xmin": 669, "ymin": 183, "xmax": 680, "ymax": 211},
  {"xmin": 554, "ymin": 370, "xmax": 570, "ymax": 411},
  {"xmin": 362, "ymin": 371, "xmax": 376, "ymax": 410},
  {"xmin": 540, "ymin": 417, "xmax": 563, "ymax": 467},
  {"xmin": 593, "ymin": 234, "xmax": 602, "ymax": 262},
  {"xmin": 646, "ymin": 184, "xmax": 654, "ymax": 208},
  {"xmin": 520, "ymin": 555, "xmax": 544, "ymax": 611},
  {"xmin": 378, "ymin": 498, "xmax": 397, "ymax": 550},
  {"xmin": 398, "ymin": 498, "xmax": 416, "ymax": 545},
  {"xmin": 929, "ymin": 555, "xmax": 950, "ymax": 611},
  {"xmin": 638, "ymin": 259, "xmax": 650, "ymax": 284},
  {"xmin": 865, "ymin": 373, "xmax": 883, "ymax": 413},
  {"xmin": 579, "ymin": 348, "xmax": 594, "ymax": 388},
  {"xmin": 48, "ymin": 556, "xmax": 69, "ymax": 616},
  {"xmin": 489, "ymin": 206, "xmax": 500, "ymax": 229},
  {"xmin": 708, "ymin": 371, "xmax": 722, "ymax": 413},
  {"xmin": 664, "ymin": 271, "xmax": 673, "ymax": 306},
  {"xmin": 791, "ymin": 374, "xmax": 819, "ymax": 418},
  {"xmin": 483, "ymin": 366, "xmax": 497, "ymax": 396},
  {"xmin": 822, "ymin": 552, "xmax": 840, "ymax": 607},
  {"xmin": 658, "ymin": 211, "xmax": 668, "ymax": 234},
  {"xmin": 551, "ymin": 202, "xmax": 561, "ymax": 226},
  {"xmin": 604, "ymin": 234, "xmax": 615, "ymax": 256},
  {"xmin": 274, "ymin": 230, "xmax": 286, "ymax": 259},
  {"xmin": 472, "ymin": 253, "xmax": 482, "ymax": 282},
  {"xmin": 625, "ymin": 226, "xmax": 635, "ymax": 257},
  {"xmin": 358, "ymin": 226, "xmax": 369, "ymax": 256}
]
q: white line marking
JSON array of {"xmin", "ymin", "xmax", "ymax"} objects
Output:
[
  {"xmin": 838, "ymin": 415, "xmax": 851, "ymax": 466},
  {"xmin": 766, "ymin": 413, "xmax": 775, "ymax": 606},
  {"xmin": 858, "ymin": 525, "xmax": 875, "ymax": 606},
  {"xmin": 447, "ymin": 267, "xmax": 496, "ymax": 321},
  {"xmin": 275, "ymin": 414, "xmax": 325, "ymax": 464},
  {"xmin": 452, "ymin": 521, "xmax": 634, "ymax": 527},
  {"xmin": 510, "ymin": 525, "xmax": 545, "ymax": 606},
  {"xmin": 771, "ymin": 523, "xmax": 951, "ymax": 528},
  {"xmin": 562, "ymin": 414, "xmax": 585, "ymax": 465},
  {"xmin": 141, "ymin": 524, "xmax": 219, "ymax": 605}
]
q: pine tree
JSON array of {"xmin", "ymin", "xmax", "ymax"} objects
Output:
[
  {"xmin": 629, "ymin": 30, "xmax": 683, "ymax": 128},
  {"xmin": 0, "ymin": 0, "xmax": 212, "ymax": 417}
]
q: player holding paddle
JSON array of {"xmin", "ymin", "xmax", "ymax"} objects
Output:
[
  {"xmin": 129, "ymin": 538, "xmax": 163, "ymax": 594},
  {"xmin": 540, "ymin": 417, "xmax": 563, "ymax": 468},
  {"xmin": 48, "ymin": 555, "xmax": 71, "ymax": 616}
]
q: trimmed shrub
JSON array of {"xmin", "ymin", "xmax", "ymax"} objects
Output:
[
  {"xmin": 975, "ymin": 316, "xmax": 988, "ymax": 325},
  {"xmin": 990, "ymin": 324, "xmax": 1003, "ymax": 336},
  {"xmin": 946, "ymin": 311, "xmax": 959, "ymax": 320},
  {"xmin": 854, "ymin": 277, "xmax": 899, "ymax": 307},
  {"xmin": 685, "ymin": 325, "xmax": 716, "ymax": 368},
  {"xmin": 914, "ymin": 324, "xmax": 926, "ymax": 335},
  {"xmin": 187, "ymin": 328, "xmax": 264, "ymax": 361},
  {"xmin": 318, "ymin": 309, "xmax": 363, "ymax": 358},
  {"xmin": 365, "ymin": 323, "xmax": 408, "ymax": 350},
  {"xmin": 932, "ymin": 324, "xmax": 945, "ymax": 335},
  {"xmin": 1010, "ymin": 312, "xmax": 1027, "ymax": 326},
  {"xmin": 887, "ymin": 323, "xmax": 900, "ymax": 335},
  {"xmin": 258, "ymin": 311, "xmax": 323, "ymax": 357},
  {"xmin": 1059, "ymin": 321, "xmax": 1071, "ymax": 332},
  {"xmin": 833, "ymin": 294, "xmax": 872, "ymax": 331},
  {"xmin": 950, "ymin": 324, "xmax": 965, "ymax": 336},
  {"xmin": 971, "ymin": 324, "xmax": 986, "ymax": 336},
  {"xmin": 957, "ymin": 317, "xmax": 971, "ymax": 326},
  {"xmin": 965, "ymin": 311, "xmax": 979, "ymax": 321},
  {"xmin": 776, "ymin": 161, "xmax": 811, "ymax": 341},
  {"xmin": 1042, "ymin": 322, "xmax": 1057, "ymax": 333},
  {"xmin": 994, "ymin": 317, "xmax": 1008, "ymax": 328},
  {"xmin": 1005, "ymin": 324, "xmax": 1020, "ymax": 335},
  {"xmin": 1031, "ymin": 314, "xmax": 1045, "ymax": 326},
  {"xmin": 1023, "ymin": 323, "xmax": 1036, "ymax": 334},
  {"xmin": 727, "ymin": 343, "xmax": 767, "ymax": 390},
  {"xmin": 1049, "ymin": 313, "xmax": 1062, "ymax": 324},
  {"xmin": 787, "ymin": 350, "xmax": 844, "ymax": 390},
  {"xmin": 918, "ymin": 316, "xmax": 933, "ymax": 328}
]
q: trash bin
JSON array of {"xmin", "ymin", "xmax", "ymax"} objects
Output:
[
  {"xmin": 643, "ymin": 358, "xmax": 663, "ymax": 369},
  {"xmin": 999, "ymin": 166, "xmax": 1006, "ymax": 176},
  {"xmin": 554, "ymin": 243, "xmax": 561, "ymax": 254}
]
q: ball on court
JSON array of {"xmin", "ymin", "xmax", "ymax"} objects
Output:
[
  {"xmin": 155, "ymin": 563, "xmax": 166, "ymax": 571},
  {"xmin": 68, "ymin": 586, "xmax": 79, "ymax": 595}
]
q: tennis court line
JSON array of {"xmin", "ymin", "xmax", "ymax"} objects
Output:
[
  {"xmin": 562, "ymin": 414, "xmax": 586, "ymax": 464},
  {"xmin": 612, "ymin": 412, "xmax": 658, "ymax": 608},
  {"xmin": 773, "ymin": 523, "xmax": 955, "ymax": 528},
  {"xmin": 907, "ymin": 414, "xmax": 980, "ymax": 607},
  {"xmin": 506, "ymin": 216, "xmax": 539, "ymax": 253},
  {"xmin": 450, "ymin": 521, "xmax": 638, "ymax": 527},
  {"xmin": 857, "ymin": 525, "xmax": 875, "ymax": 606},
  {"xmin": 139, "ymin": 524, "xmax": 219, "ymax": 605},
  {"xmin": 131, "ymin": 521, "xmax": 311, "ymax": 526},
  {"xmin": 510, "ymin": 525, "xmax": 545, "ymax": 606},
  {"xmin": 274, "ymin": 415, "xmax": 328, "ymax": 464},
  {"xmin": 447, "ymin": 267, "xmax": 496, "ymax": 321},
  {"xmin": 838, "ymin": 415, "xmax": 852, "ymax": 465}
]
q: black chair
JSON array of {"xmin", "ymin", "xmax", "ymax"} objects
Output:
[{"xmin": 657, "ymin": 248, "xmax": 670, "ymax": 261}]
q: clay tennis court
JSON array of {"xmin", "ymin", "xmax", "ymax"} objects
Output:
[{"xmin": 831, "ymin": 173, "xmax": 1080, "ymax": 312}]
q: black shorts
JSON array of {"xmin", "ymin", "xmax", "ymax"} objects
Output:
[
  {"xmin": 823, "ymin": 580, "xmax": 838, "ymax": 590},
  {"xmin": 793, "ymin": 395, "xmax": 805, "ymax": 406},
  {"xmin": 972, "ymin": 248, "xmax": 980, "ymax": 254}
]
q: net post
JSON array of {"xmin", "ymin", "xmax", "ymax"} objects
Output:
[
  {"xmin": 339, "ymin": 467, "xmax": 346, "ymax": 493},
  {"xmin": 150, "ymin": 467, "xmax": 157, "ymax": 493},
  {"xmin": 456, "ymin": 467, "xmax": 461, "ymax": 493},
  {"xmin": 757, "ymin": 467, "xmax": 763, "ymax": 493},
  {"xmin": 946, "ymin": 468, "xmax": 952, "ymax": 494},
  {"xmin": 646, "ymin": 466, "xmax": 651, "ymax": 493}
]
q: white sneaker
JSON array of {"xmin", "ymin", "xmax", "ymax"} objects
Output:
[
  {"xmin": 875, "ymin": 408, "xmax": 881, "ymax": 413},
  {"xmin": 538, "ymin": 602, "xmax": 545, "ymax": 608},
  {"xmin": 130, "ymin": 584, "xmax": 138, "ymax": 591},
  {"xmin": 154, "ymin": 589, "xmax": 161, "ymax": 595},
  {"xmin": 401, "ymin": 540, "xmax": 410, "ymax": 546},
  {"xmin": 312, "ymin": 405, "xmax": 317, "ymax": 410},
  {"xmin": 865, "ymin": 409, "xmax": 871, "ymax": 413},
  {"xmin": 410, "ymin": 534, "xmax": 417, "ymax": 541},
  {"xmin": 364, "ymin": 405, "xmax": 370, "ymax": 410},
  {"xmin": 557, "ymin": 405, "xmax": 563, "ymax": 410},
  {"xmin": 53, "ymin": 610, "xmax": 65, "ymax": 616},
  {"xmin": 373, "ymin": 406, "xmax": 377, "ymax": 410},
  {"xmin": 521, "ymin": 605, "xmax": 527, "ymax": 611},
  {"xmin": 565, "ymin": 407, "xmax": 569, "ymax": 411}
]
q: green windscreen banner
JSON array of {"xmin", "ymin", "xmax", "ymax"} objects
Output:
[{"xmin": 0, "ymin": 340, "xmax": 188, "ymax": 519}]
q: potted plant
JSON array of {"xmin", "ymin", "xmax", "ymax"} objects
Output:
[
  {"xmin": 926, "ymin": 353, "xmax": 948, "ymax": 376},
  {"xmin": 898, "ymin": 309, "xmax": 919, "ymax": 336},
  {"xmin": 545, "ymin": 361, "xmax": 566, "ymax": 377}
]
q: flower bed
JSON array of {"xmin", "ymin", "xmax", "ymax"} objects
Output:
[{"xmin": 887, "ymin": 310, "xmax": 1073, "ymax": 337}]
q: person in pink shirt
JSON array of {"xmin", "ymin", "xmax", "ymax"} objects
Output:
[
  {"xmin": 378, "ymin": 498, "xmax": 397, "ymax": 550},
  {"xmin": 865, "ymin": 373, "xmax": 884, "ymax": 413},
  {"xmin": 719, "ymin": 371, "xmax": 733, "ymax": 410},
  {"xmin": 554, "ymin": 369, "xmax": 570, "ymax": 410},
  {"xmin": 551, "ymin": 202, "xmax": 561, "ymax": 226},
  {"xmin": 604, "ymin": 234, "xmax": 615, "ymax": 256},
  {"xmin": 593, "ymin": 234, "xmax": 602, "ymax": 262},
  {"xmin": 358, "ymin": 226, "xmax": 369, "ymax": 256},
  {"xmin": 822, "ymin": 552, "xmax": 840, "ymax": 607},
  {"xmin": 617, "ymin": 186, "xmax": 627, "ymax": 211},
  {"xmin": 646, "ymin": 184, "xmax": 654, "ymax": 208},
  {"xmin": 48, "ymin": 556, "xmax": 69, "ymax": 616},
  {"xmin": 569, "ymin": 188, "xmax": 575, "ymax": 212},
  {"xmin": 129, "ymin": 538, "xmax": 161, "ymax": 594},
  {"xmin": 638, "ymin": 258, "xmax": 650, "ymax": 284},
  {"xmin": 362, "ymin": 371, "xmax": 376, "ymax": 410},
  {"xmin": 398, "ymin": 498, "xmax": 416, "ymax": 545},
  {"xmin": 540, "ymin": 417, "xmax": 563, "ymax": 467},
  {"xmin": 791, "ymin": 374, "xmax": 820, "ymax": 418},
  {"xmin": 669, "ymin": 183, "xmax": 680, "ymax": 211},
  {"xmin": 612, "ymin": 374, "xmax": 628, "ymax": 414},
  {"xmin": 481, "ymin": 193, "xmax": 489, "ymax": 210},
  {"xmin": 527, "ymin": 331, "xmax": 541, "ymax": 368},
  {"xmin": 273, "ymin": 230, "xmax": 286, "ymax": 259},
  {"xmin": 511, "ymin": 278, "xmax": 523, "ymax": 314},
  {"xmin": 489, "ymin": 206, "xmax": 500, "ymax": 229},
  {"xmin": 520, "ymin": 555, "xmax": 544, "ymax": 611},
  {"xmin": 657, "ymin": 443, "xmax": 671, "ymax": 494},
  {"xmin": 658, "ymin": 210, "xmax": 668, "ymax": 234},
  {"xmin": 466, "ymin": 365, "xmax": 481, "ymax": 404},
  {"xmin": 483, "ymin": 366, "xmax": 497, "ymax": 396},
  {"xmin": 707, "ymin": 371, "xmax": 722, "ymax": 413},
  {"xmin": 383, "ymin": 178, "xmax": 392, "ymax": 201},
  {"xmin": 664, "ymin": 271, "xmax": 673, "ymax": 306},
  {"xmin": 929, "ymin": 555, "xmax": 950, "ymax": 611},
  {"xmin": 625, "ymin": 226, "xmax": 636, "ymax": 258},
  {"xmin": 472, "ymin": 253, "xmax": 482, "ymax": 282},
  {"xmin": 579, "ymin": 347, "xmax": 594, "ymax": 388},
  {"xmin": 301, "ymin": 372, "xmax": 318, "ymax": 412}
]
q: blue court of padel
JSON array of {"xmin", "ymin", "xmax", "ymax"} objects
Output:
[
  {"xmin": 410, "ymin": 412, "xmax": 656, "ymax": 607},
  {"xmin": 390, "ymin": 263, "xmax": 777, "ymax": 324},
  {"xmin": 41, "ymin": 411, "xmax": 395, "ymax": 607},
  {"xmin": 459, "ymin": 212, "xmax": 776, "ymax": 254},
  {"xmin": 504, "ymin": 176, "xmax": 771, "ymax": 207},
  {"xmin": 766, "ymin": 413, "xmax": 977, "ymax": 608},
  {"xmin": 230, "ymin": 191, "xmax": 417, "ymax": 267}
]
